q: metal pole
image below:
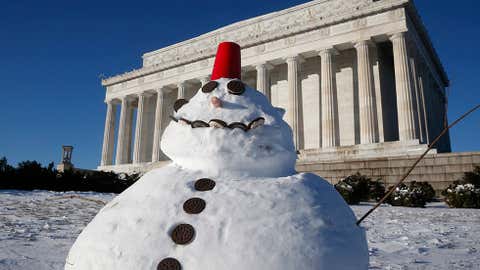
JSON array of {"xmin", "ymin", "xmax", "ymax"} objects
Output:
[{"xmin": 356, "ymin": 104, "xmax": 480, "ymax": 226}]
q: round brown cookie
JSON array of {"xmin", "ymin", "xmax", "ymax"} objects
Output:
[
  {"xmin": 173, "ymin": 99, "xmax": 188, "ymax": 112},
  {"xmin": 183, "ymin": 198, "xmax": 206, "ymax": 214},
  {"xmin": 226, "ymin": 80, "xmax": 245, "ymax": 95},
  {"xmin": 248, "ymin": 117, "xmax": 265, "ymax": 130},
  {"xmin": 191, "ymin": 120, "xmax": 209, "ymax": 128},
  {"xmin": 228, "ymin": 122, "xmax": 248, "ymax": 131},
  {"xmin": 194, "ymin": 178, "xmax": 216, "ymax": 191},
  {"xmin": 201, "ymin": 81, "xmax": 218, "ymax": 93},
  {"xmin": 170, "ymin": 224, "xmax": 195, "ymax": 245},
  {"xmin": 157, "ymin": 258, "xmax": 181, "ymax": 270},
  {"xmin": 209, "ymin": 119, "xmax": 227, "ymax": 128}
]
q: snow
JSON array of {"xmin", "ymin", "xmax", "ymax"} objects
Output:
[
  {"xmin": 353, "ymin": 202, "xmax": 480, "ymax": 269},
  {"xmin": 64, "ymin": 167, "xmax": 368, "ymax": 270},
  {"xmin": 162, "ymin": 78, "xmax": 296, "ymax": 178},
  {"xmin": 1, "ymin": 190, "xmax": 479, "ymax": 269},
  {"xmin": 0, "ymin": 190, "xmax": 115, "ymax": 270}
]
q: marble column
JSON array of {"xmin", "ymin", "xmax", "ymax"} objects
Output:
[
  {"xmin": 133, "ymin": 93, "xmax": 147, "ymax": 164},
  {"xmin": 125, "ymin": 102, "xmax": 134, "ymax": 164},
  {"xmin": 390, "ymin": 32, "xmax": 418, "ymax": 141},
  {"xmin": 152, "ymin": 89, "xmax": 166, "ymax": 162},
  {"xmin": 115, "ymin": 97, "xmax": 129, "ymax": 165},
  {"xmin": 286, "ymin": 55, "xmax": 304, "ymax": 150},
  {"xmin": 256, "ymin": 63, "xmax": 273, "ymax": 100},
  {"xmin": 418, "ymin": 64, "xmax": 430, "ymax": 144},
  {"xmin": 355, "ymin": 40, "xmax": 379, "ymax": 144},
  {"xmin": 319, "ymin": 48, "xmax": 339, "ymax": 148},
  {"xmin": 100, "ymin": 100, "xmax": 117, "ymax": 166},
  {"xmin": 177, "ymin": 81, "xmax": 186, "ymax": 99},
  {"xmin": 409, "ymin": 55, "xmax": 426, "ymax": 144}
]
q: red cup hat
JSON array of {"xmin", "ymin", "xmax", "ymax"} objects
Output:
[{"xmin": 210, "ymin": 42, "xmax": 241, "ymax": 80}]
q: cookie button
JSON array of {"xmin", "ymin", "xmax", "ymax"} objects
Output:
[
  {"xmin": 183, "ymin": 198, "xmax": 206, "ymax": 214},
  {"xmin": 170, "ymin": 224, "xmax": 195, "ymax": 245},
  {"xmin": 157, "ymin": 258, "xmax": 181, "ymax": 270},
  {"xmin": 194, "ymin": 178, "xmax": 216, "ymax": 191}
]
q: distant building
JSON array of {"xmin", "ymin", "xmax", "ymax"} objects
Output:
[
  {"xmin": 97, "ymin": 0, "xmax": 479, "ymax": 191},
  {"xmin": 57, "ymin": 145, "xmax": 74, "ymax": 172}
]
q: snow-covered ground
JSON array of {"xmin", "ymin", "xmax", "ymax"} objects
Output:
[{"xmin": 0, "ymin": 190, "xmax": 478, "ymax": 270}]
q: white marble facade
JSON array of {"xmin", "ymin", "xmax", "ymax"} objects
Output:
[{"xmin": 98, "ymin": 0, "xmax": 451, "ymax": 173}]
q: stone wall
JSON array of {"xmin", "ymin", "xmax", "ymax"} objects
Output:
[{"xmin": 296, "ymin": 151, "xmax": 480, "ymax": 192}]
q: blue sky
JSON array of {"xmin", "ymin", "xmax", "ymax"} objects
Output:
[{"xmin": 0, "ymin": 0, "xmax": 479, "ymax": 169}]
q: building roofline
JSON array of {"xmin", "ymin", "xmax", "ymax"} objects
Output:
[{"xmin": 101, "ymin": 0, "xmax": 449, "ymax": 87}]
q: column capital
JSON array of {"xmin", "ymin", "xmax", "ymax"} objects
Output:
[
  {"xmin": 119, "ymin": 95, "xmax": 136, "ymax": 103},
  {"xmin": 155, "ymin": 88, "xmax": 166, "ymax": 97},
  {"xmin": 198, "ymin": 75, "xmax": 211, "ymax": 83},
  {"xmin": 178, "ymin": 80, "xmax": 196, "ymax": 89},
  {"xmin": 155, "ymin": 85, "xmax": 170, "ymax": 92},
  {"xmin": 318, "ymin": 47, "xmax": 339, "ymax": 56},
  {"xmin": 177, "ymin": 81, "xmax": 186, "ymax": 88},
  {"xmin": 105, "ymin": 99, "xmax": 116, "ymax": 105},
  {"xmin": 137, "ymin": 92, "xmax": 149, "ymax": 98},
  {"xmin": 389, "ymin": 31, "xmax": 408, "ymax": 41},
  {"xmin": 353, "ymin": 39, "xmax": 375, "ymax": 49},
  {"xmin": 255, "ymin": 62, "xmax": 274, "ymax": 70},
  {"xmin": 285, "ymin": 54, "xmax": 305, "ymax": 64}
]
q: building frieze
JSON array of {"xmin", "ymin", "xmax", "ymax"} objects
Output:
[{"xmin": 102, "ymin": 0, "xmax": 410, "ymax": 86}]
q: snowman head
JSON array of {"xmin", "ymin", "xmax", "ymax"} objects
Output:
[{"xmin": 161, "ymin": 42, "xmax": 296, "ymax": 177}]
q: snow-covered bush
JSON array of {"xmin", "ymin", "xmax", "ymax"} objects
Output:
[
  {"xmin": 442, "ymin": 166, "xmax": 480, "ymax": 208},
  {"xmin": 386, "ymin": 181, "xmax": 435, "ymax": 207},
  {"xmin": 334, "ymin": 173, "xmax": 385, "ymax": 204}
]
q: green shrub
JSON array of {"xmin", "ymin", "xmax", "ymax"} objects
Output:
[
  {"xmin": 417, "ymin": 181, "xmax": 436, "ymax": 202},
  {"xmin": 442, "ymin": 166, "xmax": 480, "ymax": 208},
  {"xmin": 442, "ymin": 182, "xmax": 480, "ymax": 208},
  {"xmin": 334, "ymin": 173, "xmax": 385, "ymax": 205},
  {"xmin": 386, "ymin": 181, "xmax": 435, "ymax": 207}
]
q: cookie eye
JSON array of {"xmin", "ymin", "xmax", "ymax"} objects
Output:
[
  {"xmin": 248, "ymin": 117, "xmax": 265, "ymax": 130},
  {"xmin": 201, "ymin": 81, "xmax": 218, "ymax": 93},
  {"xmin": 227, "ymin": 80, "xmax": 245, "ymax": 95},
  {"xmin": 191, "ymin": 120, "xmax": 210, "ymax": 128},
  {"xmin": 228, "ymin": 122, "xmax": 248, "ymax": 131},
  {"xmin": 209, "ymin": 119, "xmax": 227, "ymax": 128},
  {"xmin": 173, "ymin": 99, "xmax": 188, "ymax": 112}
]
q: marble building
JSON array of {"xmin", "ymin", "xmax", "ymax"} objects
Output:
[{"xmin": 98, "ymin": 0, "xmax": 451, "ymax": 174}]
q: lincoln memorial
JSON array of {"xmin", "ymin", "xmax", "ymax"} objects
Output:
[{"xmin": 96, "ymin": 0, "xmax": 479, "ymax": 190}]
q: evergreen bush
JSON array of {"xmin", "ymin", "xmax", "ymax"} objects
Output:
[
  {"xmin": 334, "ymin": 173, "xmax": 385, "ymax": 205},
  {"xmin": 442, "ymin": 166, "xmax": 480, "ymax": 208},
  {"xmin": 386, "ymin": 181, "xmax": 435, "ymax": 208}
]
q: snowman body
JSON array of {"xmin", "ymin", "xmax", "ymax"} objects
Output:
[
  {"xmin": 65, "ymin": 166, "xmax": 368, "ymax": 270},
  {"xmin": 66, "ymin": 44, "xmax": 368, "ymax": 269}
]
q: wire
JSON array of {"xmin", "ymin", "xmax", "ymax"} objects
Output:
[{"xmin": 356, "ymin": 104, "xmax": 480, "ymax": 226}]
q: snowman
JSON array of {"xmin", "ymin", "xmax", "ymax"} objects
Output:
[{"xmin": 65, "ymin": 42, "xmax": 368, "ymax": 270}]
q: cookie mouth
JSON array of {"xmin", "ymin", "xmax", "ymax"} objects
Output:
[{"xmin": 170, "ymin": 116, "xmax": 265, "ymax": 131}]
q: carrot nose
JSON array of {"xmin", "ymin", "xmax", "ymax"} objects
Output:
[{"xmin": 211, "ymin": 96, "xmax": 222, "ymax": 108}]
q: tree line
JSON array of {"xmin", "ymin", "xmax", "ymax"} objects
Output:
[{"xmin": 0, "ymin": 157, "xmax": 140, "ymax": 193}]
